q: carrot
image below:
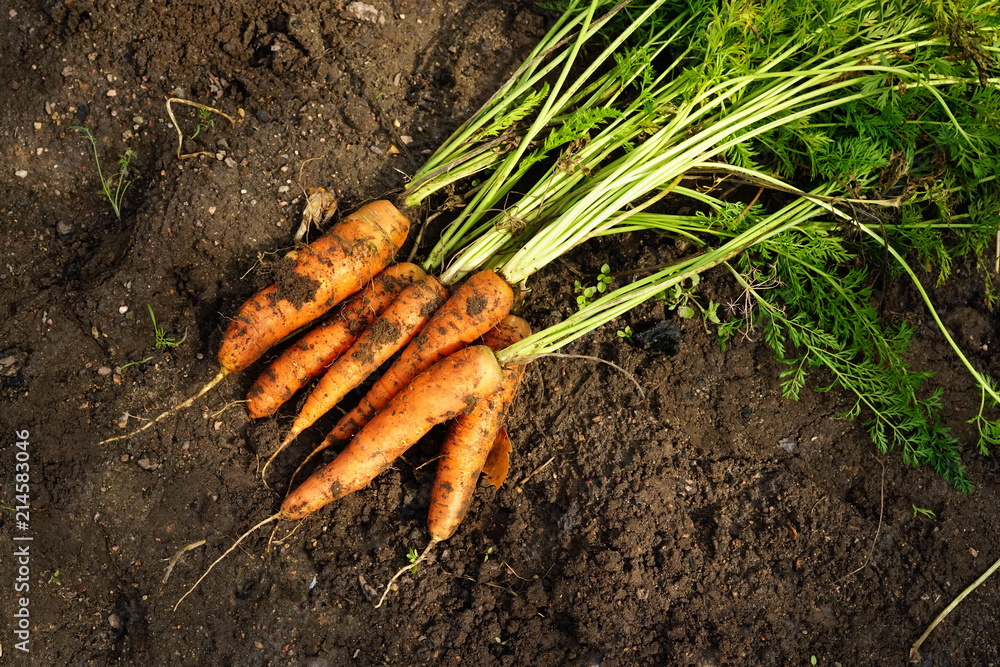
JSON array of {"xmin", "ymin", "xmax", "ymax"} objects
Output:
[
  {"xmin": 99, "ymin": 200, "xmax": 409, "ymax": 446},
  {"xmin": 324, "ymin": 269, "xmax": 514, "ymax": 445},
  {"xmin": 281, "ymin": 345, "xmax": 504, "ymax": 521},
  {"xmin": 176, "ymin": 344, "xmax": 505, "ymax": 612},
  {"xmin": 247, "ymin": 262, "xmax": 425, "ymax": 419},
  {"xmin": 427, "ymin": 315, "xmax": 530, "ymax": 541},
  {"xmin": 219, "ymin": 199, "xmax": 410, "ymax": 373},
  {"xmin": 373, "ymin": 316, "xmax": 530, "ymax": 607},
  {"xmin": 262, "ymin": 274, "xmax": 450, "ymax": 481}
]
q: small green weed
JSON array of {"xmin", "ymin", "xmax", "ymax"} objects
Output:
[
  {"xmin": 617, "ymin": 325, "xmax": 633, "ymax": 341},
  {"xmin": 118, "ymin": 356, "xmax": 153, "ymax": 371},
  {"xmin": 574, "ymin": 264, "xmax": 614, "ymax": 308},
  {"xmin": 189, "ymin": 106, "xmax": 215, "ymax": 140},
  {"xmin": 658, "ymin": 275, "xmax": 721, "ymax": 329},
  {"xmin": 406, "ymin": 547, "xmax": 420, "ymax": 573},
  {"xmin": 484, "ymin": 546, "xmax": 494, "ymax": 562},
  {"xmin": 147, "ymin": 304, "xmax": 187, "ymax": 350},
  {"xmin": 45, "ymin": 569, "xmax": 62, "ymax": 586},
  {"xmin": 912, "ymin": 505, "xmax": 937, "ymax": 520},
  {"xmin": 72, "ymin": 126, "xmax": 135, "ymax": 220}
]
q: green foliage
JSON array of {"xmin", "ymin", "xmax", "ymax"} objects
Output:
[
  {"xmin": 118, "ymin": 356, "xmax": 153, "ymax": 371},
  {"xmin": 658, "ymin": 274, "xmax": 722, "ymax": 328},
  {"xmin": 731, "ymin": 224, "xmax": 981, "ymax": 492},
  {"xmin": 414, "ymin": 0, "xmax": 1000, "ymax": 491},
  {"xmin": 476, "ymin": 85, "xmax": 549, "ymax": 141},
  {"xmin": 912, "ymin": 504, "xmax": 937, "ymax": 520},
  {"xmin": 72, "ymin": 126, "xmax": 136, "ymax": 220}
]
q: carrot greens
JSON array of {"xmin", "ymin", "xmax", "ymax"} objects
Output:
[{"xmin": 409, "ymin": 0, "xmax": 1000, "ymax": 488}]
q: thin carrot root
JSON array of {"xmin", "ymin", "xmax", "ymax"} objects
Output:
[
  {"xmin": 283, "ymin": 446, "xmax": 323, "ymax": 498},
  {"xmin": 98, "ymin": 368, "xmax": 230, "ymax": 445},
  {"xmin": 375, "ymin": 537, "xmax": 442, "ymax": 608},
  {"xmin": 266, "ymin": 517, "xmax": 307, "ymax": 553},
  {"xmin": 173, "ymin": 512, "xmax": 281, "ymax": 612}
]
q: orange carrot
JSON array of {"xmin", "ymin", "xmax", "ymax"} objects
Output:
[
  {"xmin": 281, "ymin": 345, "xmax": 504, "ymax": 520},
  {"xmin": 427, "ymin": 315, "xmax": 530, "ymax": 541},
  {"xmin": 100, "ymin": 200, "xmax": 409, "ymax": 446},
  {"xmin": 175, "ymin": 345, "xmax": 502, "ymax": 611},
  {"xmin": 178, "ymin": 342, "xmax": 511, "ymax": 612},
  {"xmin": 219, "ymin": 200, "xmax": 410, "ymax": 373},
  {"xmin": 323, "ymin": 269, "xmax": 513, "ymax": 445},
  {"xmin": 262, "ymin": 274, "xmax": 450, "ymax": 480},
  {"xmin": 247, "ymin": 262, "xmax": 425, "ymax": 419}
]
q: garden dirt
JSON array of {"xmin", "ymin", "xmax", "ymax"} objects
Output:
[{"xmin": 1, "ymin": 1, "xmax": 997, "ymax": 665}]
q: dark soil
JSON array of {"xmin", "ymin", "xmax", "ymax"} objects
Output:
[{"xmin": 2, "ymin": 1, "xmax": 998, "ymax": 665}]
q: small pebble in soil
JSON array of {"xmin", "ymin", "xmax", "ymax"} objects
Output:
[
  {"xmin": 137, "ymin": 456, "xmax": 161, "ymax": 470},
  {"xmin": 15, "ymin": 170, "xmax": 27, "ymax": 178},
  {"xmin": 119, "ymin": 305, "xmax": 128, "ymax": 314},
  {"xmin": 345, "ymin": 1, "xmax": 386, "ymax": 24},
  {"xmin": 97, "ymin": 366, "xmax": 112, "ymax": 376},
  {"xmin": 256, "ymin": 109, "xmax": 271, "ymax": 122},
  {"xmin": 57, "ymin": 221, "xmax": 74, "ymax": 235},
  {"xmin": 778, "ymin": 435, "xmax": 799, "ymax": 455},
  {"xmin": 108, "ymin": 613, "xmax": 122, "ymax": 629},
  {"xmin": 107, "ymin": 89, "xmax": 117, "ymax": 97}
]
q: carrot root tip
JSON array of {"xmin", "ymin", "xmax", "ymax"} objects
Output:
[
  {"xmin": 98, "ymin": 367, "xmax": 231, "ymax": 446},
  {"xmin": 374, "ymin": 538, "xmax": 441, "ymax": 609},
  {"xmin": 172, "ymin": 512, "xmax": 280, "ymax": 612}
]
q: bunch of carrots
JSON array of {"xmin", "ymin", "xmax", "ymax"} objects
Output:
[
  {"xmin": 103, "ymin": 196, "xmax": 540, "ymax": 608},
  {"xmin": 106, "ymin": 0, "xmax": 1000, "ymax": 607}
]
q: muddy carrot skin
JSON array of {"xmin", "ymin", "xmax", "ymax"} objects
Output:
[
  {"xmin": 428, "ymin": 316, "xmax": 530, "ymax": 540},
  {"xmin": 246, "ymin": 262, "xmax": 424, "ymax": 419},
  {"xmin": 99, "ymin": 201, "xmax": 410, "ymax": 446},
  {"xmin": 218, "ymin": 200, "xmax": 409, "ymax": 373},
  {"xmin": 266, "ymin": 274, "xmax": 450, "ymax": 473},
  {"xmin": 324, "ymin": 269, "xmax": 513, "ymax": 444},
  {"xmin": 281, "ymin": 345, "xmax": 504, "ymax": 520}
]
